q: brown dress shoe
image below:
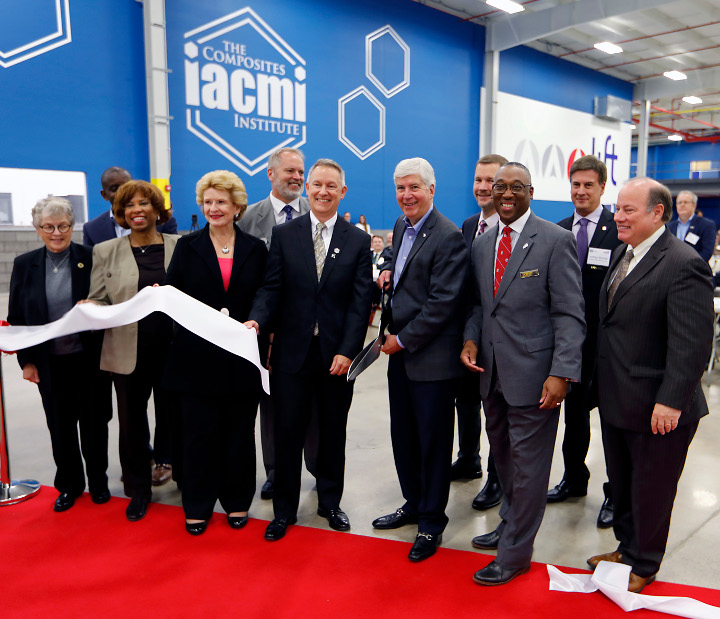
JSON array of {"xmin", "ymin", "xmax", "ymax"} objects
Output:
[
  {"xmin": 152, "ymin": 463, "xmax": 173, "ymax": 486},
  {"xmin": 628, "ymin": 572, "xmax": 656, "ymax": 593},
  {"xmin": 587, "ymin": 550, "xmax": 622, "ymax": 570}
]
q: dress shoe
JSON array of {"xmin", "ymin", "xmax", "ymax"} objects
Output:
[
  {"xmin": 91, "ymin": 489, "xmax": 111, "ymax": 505},
  {"xmin": 473, "ymin": 560, "xmax": 530, "ymax": 586},
  {"xmin": 185, "ymin": 520, "xmax": 208, "ymax": 536},
  {"xmin": 471, "ymin": 529, "xmax": 501, "ymax": 550},
  {"xmin": 265, "ymin": 518, "xmax": 296, "ymax": 541},
  {"xmin": 317, "ymin": 506, "xmax": 350, "ymax": 531},
  {"xmin": 450, "ymin": 459, "xmax": 483, "ymax": 481},
  {"xmin": 151, "ymin": 463, "xmax": 172, "ymax": 486},
  {"xmin": 628, "ymin": 572, "xmax": 656, "ymax": 593},
  {"xmin": 228, "ymin": 514, "xmax": 249, "ymax": 529},
  {"xmin": 472, "ymin": 479, "xmax": 503, "ymax": 511},
  {"xmin": 260, "ymin": 479, "xmax": 274, "ymax": 500},
  {"xmin": 596, "ymin": 496, "xmax": 614, "ymax": 529},
  {"xmin": 53, "ymin": 492, "xmax": 76, "ymax": 512},
  {"xmin": 587, "ymin": 550, "xmax": 622, "ymax": 570},
  {"xmin": 372, "ymin": 507, "xmax": 418, "ymax": 530},
  {"xmin": 546, "ymin": 480, "xmax": 587, "ymax": 503},
  {"xmin": 408, "ymin": 533, "xmax": 442, "ymax": 562},
  {"xmin": 126, "ymin": 495, "xmax": 150, "ymax": 521}
]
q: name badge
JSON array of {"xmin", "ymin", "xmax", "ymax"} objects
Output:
[
  {"xmin": 685, "ymin": 232, "xmax": 700, "ymax": 246},
  {"xmin": 587, "ymin": 247, "xmax": 611, "ymax": 267},
  {"xmin": 520, "ymin": 269, "xmax": 539, "ymax": 278}
]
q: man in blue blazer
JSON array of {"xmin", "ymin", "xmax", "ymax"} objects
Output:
[
  {"xmin": 372, "ymin": 158, "xmax": 468, "ymax": 562},
  {"xmin": 462, "ymin": 162, "xmax": 585, "ymax": 585},
  {"xmin": 666, "ymin": 190, "xmax": 716, "ymax": 262},
  {"xmin": 247, "ymin": 159, "xmax": 372, "ymax": 541}
]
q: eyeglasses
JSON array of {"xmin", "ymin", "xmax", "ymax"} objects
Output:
[
  {"xmin": 40, "ymin": 223, "xmax": 72, "ymax": 233},
  {"xmin": 491, "ymin": 183, "xmax": 532, "ymax": 195}
]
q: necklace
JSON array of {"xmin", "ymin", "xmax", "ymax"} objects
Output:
[
  {"xmin": 210, "ymin": 230, "xmax": 233, "ymax": 255},
  {"xmin": 137, "ymin": 243, "xmax": 152, "ymax": 254},
  {"xmin": 222, "ymin": 244, "xmax": 230, "ymax": 254},
  {"xmin": 48, "ymin": 253, "xmax": 70, "ymax": 274}
]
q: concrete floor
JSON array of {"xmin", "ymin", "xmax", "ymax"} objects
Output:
[{"xmin": 2, "ymin": 295, "xmax": 719, "ymax": 589}]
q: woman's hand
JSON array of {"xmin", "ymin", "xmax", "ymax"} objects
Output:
[
  {"xmin": 22, "ymin": 363, "xmax": 40, "ymax": 384},
  {"xmin": 76, "ymin": 299, "xmax": 98, "ymax": 305}
]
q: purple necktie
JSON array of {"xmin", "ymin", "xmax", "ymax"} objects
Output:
[
  {"xmin": 577, "ymin": 218, "xmax": 589, "ymax": 265},
  {"xmin": 282, "ymin": 204, "xmax": 293, "ymax": 223},
  {"xmin": 476, "ymin": 220, "xmax": 487, "ymax": 238}
]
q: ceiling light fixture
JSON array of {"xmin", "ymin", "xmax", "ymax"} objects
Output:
[
  {"xmin": 594, "ymin": 42, "xmax": 623, "ymax": 55},
  {"xmin": 663, "ymin": 70, "xmax": 687, "ymax": 81},
  {"xmin": 486, "ymin": 0, "xmax": 525, "ymax": 14},
  {"xmin": 667, "ymin": 134, "xmax": 683, "ymax": 141},
  {"xmin": 682, "ymin": 96, "xmax": 702, "ymax": 104}
]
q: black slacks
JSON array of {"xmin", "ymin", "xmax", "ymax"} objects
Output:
[
  {"xmin": 559, "ymin": 378, "xmax": 594, "ymax": 488},
  {"xmin": 387, "ymin": 353, "xmax": 455, "ymax": 536},
  {"xmin": 271, "ymin": 337, "xmax": 354, "ymax": 520},
  {"xmin": 180, "ymin": 391, "xmax": 259, "ymax": 520},
  {"xmin": 37, "ymin": 351, "xmax": 111, "ymax": 496}
]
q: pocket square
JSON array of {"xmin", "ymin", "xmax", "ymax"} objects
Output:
[{"xmin": 520, "ymin": 269, "xmax": 539, "ymax": 278}]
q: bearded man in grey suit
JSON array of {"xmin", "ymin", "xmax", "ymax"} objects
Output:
[
  {"xmin": 588, "ymin": 178, "xmax": 713, "ymax": 594},
  {"xmin": 461, "ymin": 162, "xmax": 585, "ymax": 586},
  {"xmin": 239, "ymin": 147, "xmax": 314, "ymax": 501}
]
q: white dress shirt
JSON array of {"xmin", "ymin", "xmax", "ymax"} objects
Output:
[{"xmin": 270, "ymin": 194, "xmax": 303, "ymax": 225}]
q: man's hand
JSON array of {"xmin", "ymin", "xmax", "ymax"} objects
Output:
[
  {"xmin": 76, "ymin": 299, "xmax": 98, "ymax": 305},
  {"xmin": 460, "ymin": 340, "xmax": 484, "ymax": 373},
  {"xmin": 329, "ymin": 355, "xmax": 352, "ymax": 375},
  {"xmin": 381, "ymin": 334, "xmax": 402, "ymax": 355},
  {"xmin": 244, "ymin": 320, "xmax": 259, "ymax": 334},
  {"xmin": 651, "ymin": 403, "xmax": 681, "ymax": 435},
  {"xmin": 539, "ymin": 376, "xmax": 568, "ymax": 409},
  {"xmin": 22, "ymin": 363, "xmax": 40, "ymax": 384},
  {"xmin": 377, "ymin": 269, "xmax": 391, "ymax": 289}
]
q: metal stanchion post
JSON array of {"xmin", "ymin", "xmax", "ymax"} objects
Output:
[{"xmin": 0, "ymin": 352, "xmax": 40, "ymax": 505}]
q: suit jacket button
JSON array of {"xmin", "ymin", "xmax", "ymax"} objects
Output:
[{"xmin": 107, "ymin": 273, "xmax": 112, "ymax": 277}]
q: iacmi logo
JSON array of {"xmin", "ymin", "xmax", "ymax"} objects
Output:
[{"xmin": 184, "ymin": 7, "xmax": 306, "ymax": 176}]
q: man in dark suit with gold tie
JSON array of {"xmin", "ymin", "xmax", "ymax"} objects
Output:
[{"xmin": 588, "ymin": 177, "xmax": 713, "ymax": 593}]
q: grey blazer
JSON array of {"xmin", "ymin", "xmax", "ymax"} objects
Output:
[
  {"xmin": 88, "ymin": 234, "xmax": 179, "ymax": 374},
  {"xmin": 464, "ymin": 212, "xmax": 585, "ymax": 407},
  {"xmin": 388, "ymin": 207, "xmax": 468, "ymax": 382},
  {"xmin": 239, "ymin": 196, "xmax": 310, "ymax": 248}
]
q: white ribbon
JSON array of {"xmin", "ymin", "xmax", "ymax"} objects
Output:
[
  {"xmin": 0, "ymin": 285, "xmax": 270, "ymax": 395},
  {"xmin": 548, "ymin": 563, "xmax": 720, "ymax": 618}
]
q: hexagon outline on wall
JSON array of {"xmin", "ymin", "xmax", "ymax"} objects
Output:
[
  {"xmin": 183, "ymin": 6, "xmax": 306, "ymax": 175},
  {"xmin": 365, "ymin": 25, "xmax": 410, "ymax": 98},
  {"xmin": 0, "ymin": 0, "xmax": 72, "ymax": 69},
  {"xmin": 338, "ymin": 86, "xmax": 386, "ymax": 160}
]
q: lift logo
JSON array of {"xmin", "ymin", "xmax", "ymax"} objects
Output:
[
  {"xmin": 0, "ymin": 0, "xmax": 72, "ymax": 69},
  {"xmin": 183, "ymin": 7, "xmax": 306, "ymax": 175}
]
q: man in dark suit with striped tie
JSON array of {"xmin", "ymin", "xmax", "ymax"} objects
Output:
[{"xmin": 588, "ymin": 177, "xmax": 714, "ymax": 593}]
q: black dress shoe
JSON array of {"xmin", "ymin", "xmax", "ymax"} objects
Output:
[
  {"xmin": 53, "ymin": 492, "xmax": 76, "ymax": 512},
  {"xmin": 91, "ymin": 489, "xmax": 111, "ymax": 505},
  {"xmin": 228, "ymin": 514, "xmax": 249, "ymax": 529},
  {"xmin": 317, "ymin": 506, "xmax": 350, "ymax": 531},
  {"xmin": 126, "ymin": 495, "xmax": 150, "ymax": 521},
  {"xmin": 473, "ymin": 560, "xmax": 530, "ymax": 585},
  {"xmin": 472, "ymin": 479, "xmax": 503, "ymax": 511},
  {"xmin": 260, "ymin": 479, "xmax": 274, "ymax": 500},
  {"xmin": 408, "ymin": 533, "xmax": 442, "ymax": 562},
  {"xmin": 546, "ymin": 480, "xmax": 587, "ymax": 503},
  {"xmin": 372, "ymin": 508, "xmax": 418, "ymax": 530},
  {"xmin": 185, "ymin": 520, "xmax": 208, "ymax": 535},
  {"xmin": 450, "ymin": 460, "xmax": 483, "ymax": 481},
  {"xmin": 471, "ymin": 529, "xmax": 501, "ymax": 550},
  {"xmin": 596, "ymin": 496, "xmax": 614, "ymax": 529},
  {"xmin": 265, "ymin": 518, "xmax": 296, "ymax": 541}
]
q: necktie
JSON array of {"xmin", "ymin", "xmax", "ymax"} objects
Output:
[
  {"xmin": 313, "ymin": 222, "xmax": 326, "ymax": 281},
  {"xmin": 476, "ymin": 219, "xmax": 487, "ymax": 238},
  {"xmin": 494, "ymin": 227, "xmax": 512, "ymax": 296},
  {"xmin": 576, "ymin": 218, "xmax": 589, "ymax": 265},
  {"xmin": 282, "ymin": 204, "xmax": 293, "ymax": 223},
  {"xmin": 607, "ymin": 249, "xmax": 633, "ymax": 308}
]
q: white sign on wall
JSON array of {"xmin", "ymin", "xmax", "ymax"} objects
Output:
[{"xmin": 495, "ymin": 92, "xmax": 632, "ymax": 204}]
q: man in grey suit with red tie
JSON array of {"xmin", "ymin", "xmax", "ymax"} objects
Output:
[
  {"xmin": 588, "ymin": 178, "xmax": 713, "ymax": 593},
  {"xmin": 461, "ymin": 162, "xmax": 585, "ymax": 585},
  {"xmin": 548, "ymin": 155, "xmax": 621, "ymax": 529},
  {"xmin": 372, "ymin": 157, "xmax": 468, "ymax": 562},
  {"xmin": 246, "ymin": 159, "xmax": 372, "ymax": 541}
]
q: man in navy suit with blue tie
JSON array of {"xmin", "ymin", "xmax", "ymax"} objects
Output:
[{"xmin": 666, "ymin": 190, "xmax": 716, "ymax": 263}]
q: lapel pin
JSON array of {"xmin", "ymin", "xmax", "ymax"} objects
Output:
[
  {"xmin": 77, "ymin": 262, "xmax": 84, "ymax": 269},
  {"xmin": 422, "ymin": 233, "xmax": 427, "ymax": 237},
  {"xmin": 522, "ymin": 243, "xmax": 528, "ymax": 249},
  {"xmin": 602, "ymin": 226, "xmax": 607, "ymax": 231}
]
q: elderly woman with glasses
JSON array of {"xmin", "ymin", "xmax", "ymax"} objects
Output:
[
  {"xmin": 84, "ymin": 180, "xmax": 180, "ymax": 522},
  {"xmin": 8, "ymin": 197, "xmax": 112, "ymax": 512}
]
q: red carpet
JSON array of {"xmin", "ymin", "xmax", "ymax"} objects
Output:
[{"xmin": 2, "ymin": 486, "xmax": 720, "ymax": 618}]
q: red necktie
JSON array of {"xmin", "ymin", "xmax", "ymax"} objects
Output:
[{"xmin": 494, "ymin": 227, "xmax": 512, "ymax": 296}]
